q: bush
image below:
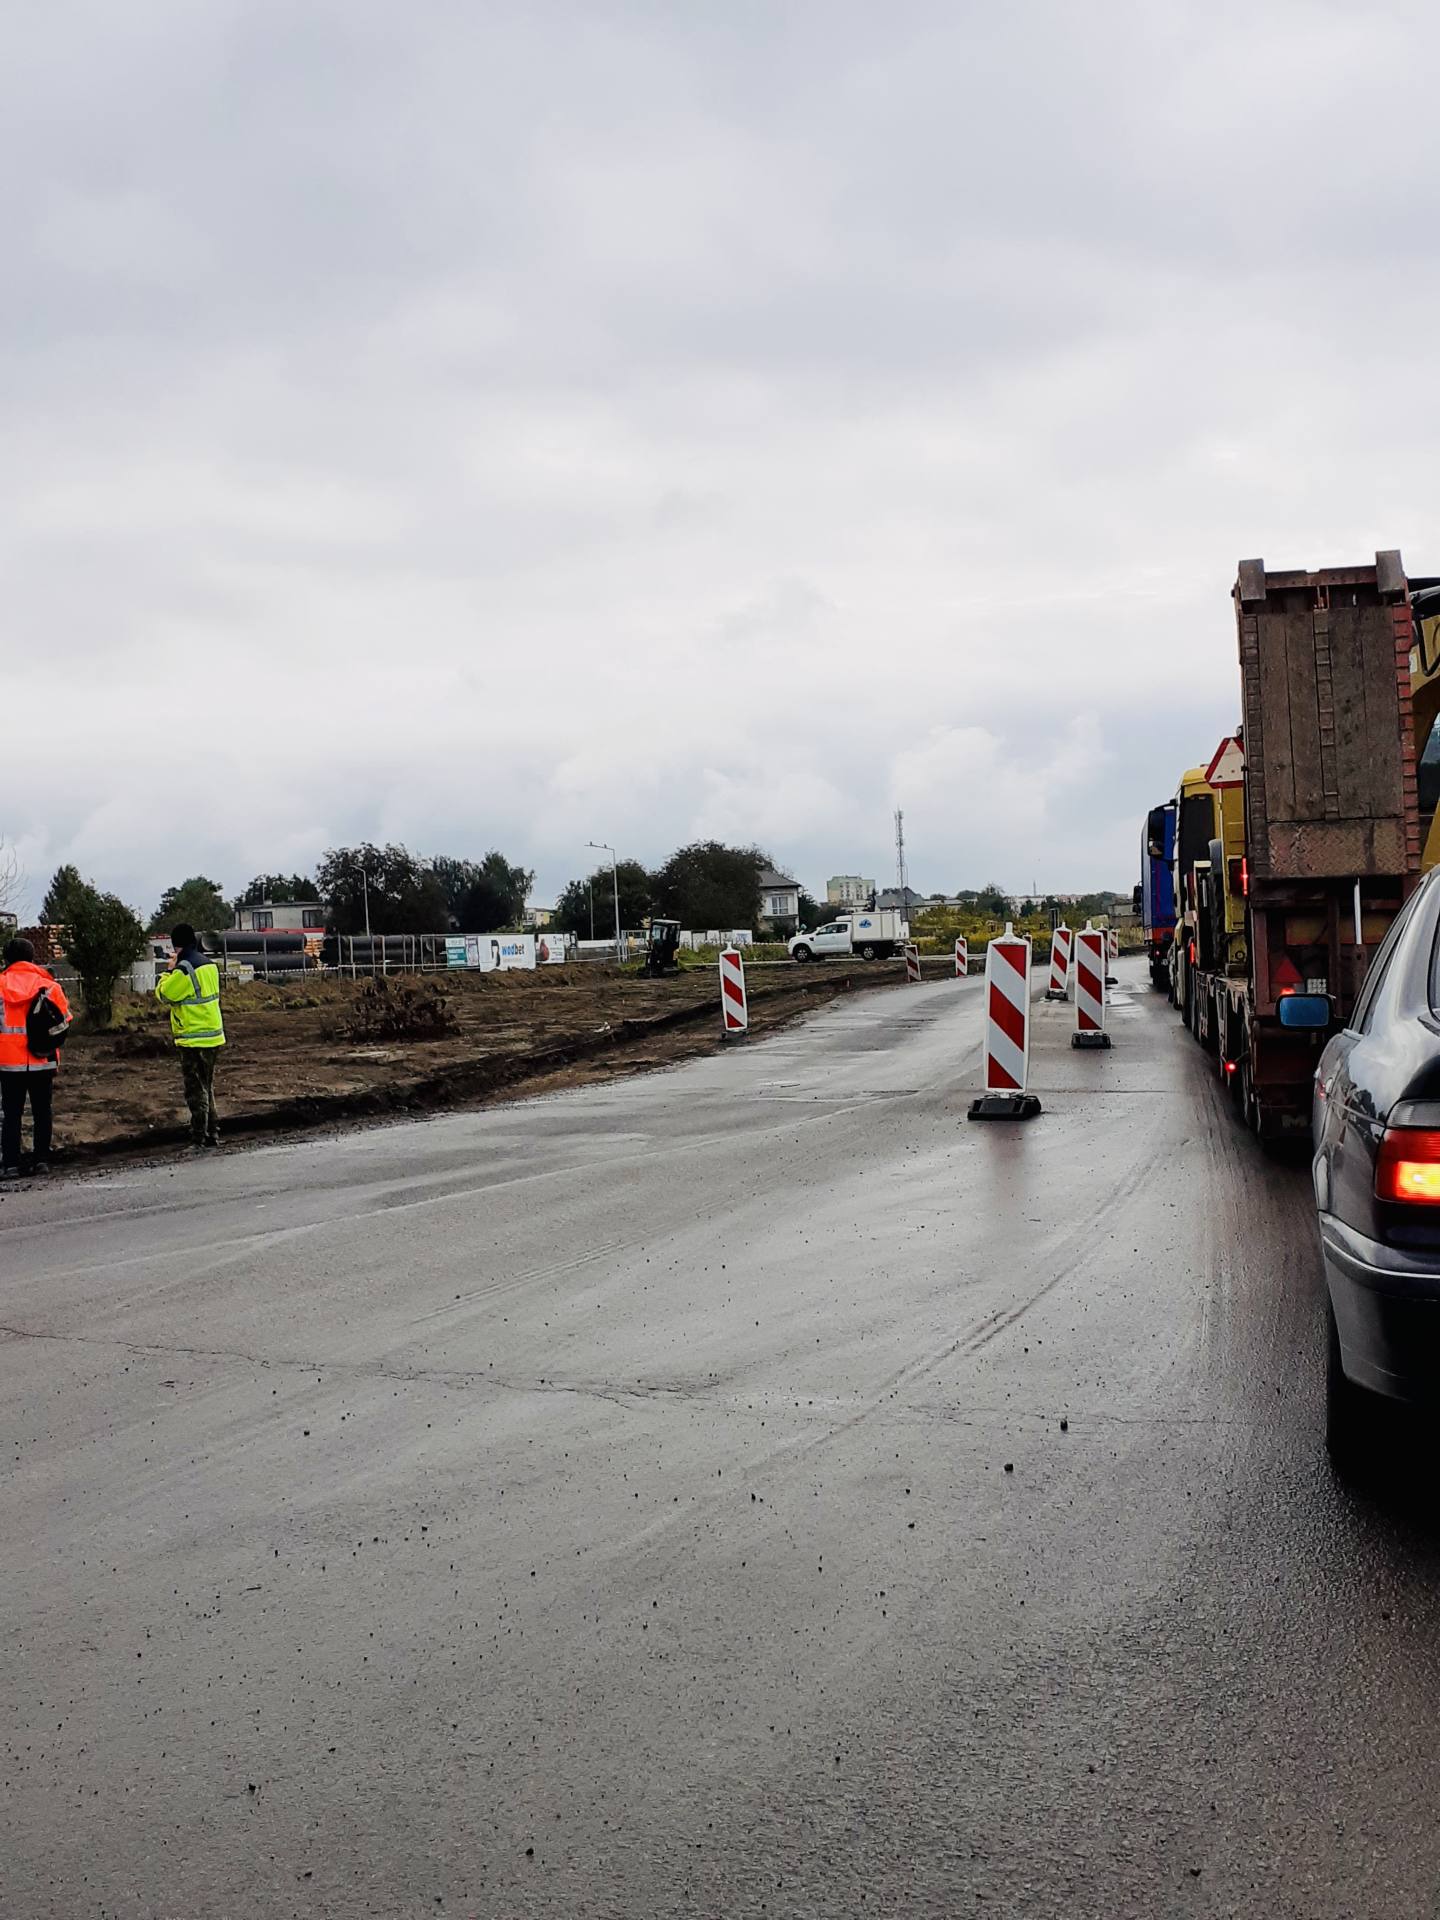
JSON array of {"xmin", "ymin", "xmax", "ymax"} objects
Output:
[
  {"xmin": 342, "ymin": 977, "xmax": 458, "ymax": 1042},
  {"xmin": 62, "ymin": 886, "xmax": 146, "ymax": 1030}
]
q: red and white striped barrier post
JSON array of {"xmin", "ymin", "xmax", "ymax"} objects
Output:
[
  {"xmin": 954, "ymin": 936, "xmax": 968, "ymax": 978},
  {"xmin": 1045, "ymin": 923, "xmax": 1072, "ymax": 1001},
  {"xmin": 968, "ymin": 924, "xmax": 1041, "ymax": 1121},
  {"xmin": 719, "ymin": 946, "xmax": 748, "ymax": 1036},
  {"xmin": 1072, "ymin": 923, "xmax": 1110, "ymax": 1050},
  {"xmin": 1105, "ymin": 925, "xmax": 1120, "ymax": 985},
  {"xmin": 904, "ymin": 942, "xmax": 921, "ymax": 984}
]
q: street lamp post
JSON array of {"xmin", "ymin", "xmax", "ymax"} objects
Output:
[
  {"xmin": 350, "ymin": 866, "xmax": 372, "ymax": 979},
  {"xmin": 588, "ymin": 841, "xmax": 621, "ymax": 960}
]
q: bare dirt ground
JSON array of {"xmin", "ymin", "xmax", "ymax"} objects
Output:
[{"xmin": 46, "ymin": 957, "xmax": 943, "ymax": 1165}]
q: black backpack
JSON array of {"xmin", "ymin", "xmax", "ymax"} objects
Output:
[{"xmin": 26, "ymin": 988, "xmax": 69, "ymax": 1061}]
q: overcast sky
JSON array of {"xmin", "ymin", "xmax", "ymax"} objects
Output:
[{"xmin": 6, "ymin": 0, "xmax": 1438, "ymax": 920}]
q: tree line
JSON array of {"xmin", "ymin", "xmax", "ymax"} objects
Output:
[
  {"xmin": 17, "ymin": 840, "xmax": 795, "ymax": 1030},
  {"xmin": 142, "ymin": 839, "xmax": 799, "ymax": 940},
  {"xmin": 552, "ymin": 843, "xmax": 800, "ymax": 937}
]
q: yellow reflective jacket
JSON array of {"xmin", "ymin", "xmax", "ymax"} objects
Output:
[{"xmin": 156, "ymin": 954, "xmax": 225, "ymax": 1049}]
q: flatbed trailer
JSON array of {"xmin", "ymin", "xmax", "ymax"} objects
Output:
[{"xmin": 1189, "ymin": 553, "xmax": 1420, "ymax": 1142}]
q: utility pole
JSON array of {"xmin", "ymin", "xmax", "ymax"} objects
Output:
[
  {"xmin": 588, "ymin": 841, "xmax": 621, "ymax": 959},
  {"xmin": 355, "ymin": 866, "xmax": 371, "ymax": 938}
]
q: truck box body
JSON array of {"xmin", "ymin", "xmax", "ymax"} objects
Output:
[{"xmin": 1236, "ymin": 553, "xmax": 1419, "ymax": 883}]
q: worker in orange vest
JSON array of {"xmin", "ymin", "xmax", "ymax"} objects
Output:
[{"xmin": 0, "ymin": 937, "xmax": 73, "ymax": 1178}]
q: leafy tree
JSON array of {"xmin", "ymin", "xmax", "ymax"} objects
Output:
[
  {"xmin": 62, "ymin": 882, "xmax": 145, "ymax": 1029},
  {"xmin": 796, "ymin": 890, "xmax": 823, "ymax": 932},
  {"xmin": 41, "ymin": 863, "xmax": 86, "ymax": 926},
  {"xmin": 652, "ymin": 841, "xmax": 764, "ymax": 932},
  {"xmin": 150, "ymin": 876, "xmax": 229, "ymax": 935},
  {"xmin": 553, "ymin": 859, "xmax": 652, "ymax": 939},
  {"xmin": 429, "ymin": 856, "xmax": 484, "ymax": 926},
  {"xmin": 316, "ymin": 842, "xmax": 449, "ymax": 935},
  {"xmin": 434, "ymin": 851, "xmax": 534, "ymax": 933},
  {"xmin": 235, "ymin": 873, "xmax": 314, "ymax": 907}
]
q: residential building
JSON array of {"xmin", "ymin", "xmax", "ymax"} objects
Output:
[
  {"xmin": 758, "ymin": 867, "xmax": 801, "ymax": 933},
  {"xmin": 875, "ymin": 885, "xmax": 929, "ymax": 914},
  {"xmin": 826, "ymin": 875, "xmax": 876, "ymax": 906},
  {"xmin": 233, "ymin": 898, "xmax": 326, "ymax": 933},
  {"xmin": 522, "ymin": 905, "xmax": 555, "ymax": 930}
]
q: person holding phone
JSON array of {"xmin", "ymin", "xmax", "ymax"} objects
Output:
[{"xmin": 155, "ymin": 923, "xmax": 226, "ymax": 1149}]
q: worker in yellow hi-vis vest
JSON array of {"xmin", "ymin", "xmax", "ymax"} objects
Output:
[{"xmin": 155, "ymin": 922, "xmax": 226, "ymax": 1149}]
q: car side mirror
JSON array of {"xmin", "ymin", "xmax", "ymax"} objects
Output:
[{"xmin": 1278, "ymin": 993, "xmax": 1330, "ymax": 1029}]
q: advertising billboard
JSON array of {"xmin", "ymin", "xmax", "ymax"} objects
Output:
[{"xmin": 477, "ymin": 934, "xmax": 536, "ymax": 971}]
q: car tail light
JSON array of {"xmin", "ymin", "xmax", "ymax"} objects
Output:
[{"xmin": 1376, "ymin": 1128, "xmax": 1440, "ymax": 1203}]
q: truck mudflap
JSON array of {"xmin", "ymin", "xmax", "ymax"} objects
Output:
[{"xmin": 1247, "ymin": 1023, "xmax": 1324, "ymax": 1141}]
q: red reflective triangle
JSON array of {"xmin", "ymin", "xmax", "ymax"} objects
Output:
[
  {"xmin": 1272, "ymin": 953, "xmax": 1303, "ymax": 988},
  {"xmin": 1205, "ymin": 735, "xmax": 1245, "ymax": 787}
]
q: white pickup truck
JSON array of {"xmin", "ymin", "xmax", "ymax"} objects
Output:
[{"xmin": 788, "ymin": 910, "xmax": 909, "ymax": 962}]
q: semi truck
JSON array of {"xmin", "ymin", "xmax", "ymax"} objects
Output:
[
  {"xmin": 1137, "ymin": 800, "xmax": 1176, "ymax": 989},
  {"xmin": 1175, "ymin": 553, "xmax": 1420, "ymax": 1143},
  {"xmin": 788, "ymin": 909, "xmax": 909, "ymax": 962}
]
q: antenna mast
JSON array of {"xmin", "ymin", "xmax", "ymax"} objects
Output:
[{"xmin": 894, "ymin": 808, "xmax": 907, "ymax": 898}]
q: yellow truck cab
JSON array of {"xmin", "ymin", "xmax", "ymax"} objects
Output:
[{"xmin": 1170, "ymin": 765, "xmax": 1215, "ymax": 1023}]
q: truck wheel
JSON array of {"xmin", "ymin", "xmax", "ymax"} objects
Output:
[
  {"xmin": 792, "ymin": 945, "xmax": 812, "ymax": 963},
  {"xmin": 860, "ymin": 944, "xmax": 877, "ymax": 960},
  {"xmin": 1227, "ymin": 1053, "xmax": 1246, "ymax": 1120},
  {"xmin": 1325, "ymin": 1297, "xmax": 1381, "ymax": 1478}
]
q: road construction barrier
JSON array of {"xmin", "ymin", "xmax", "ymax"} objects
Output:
[
  {"xmin": 968, "ymin": 925, "xmax": 1041, "ymax": 1121},
  {"xmin": 905, "ymin": 943, "xmax": 921, "ymax": 984},
  {"xmin": 1072, "ymin": 924, "xmax": 1110, "ymax": 1049},
  {"xmin": 954, "ymin": 936, "xmax": 968, "ymax": 978},
  {"xmin": 1108, "ymin": 927, "xmax": 1120, "ymax": 961},
  {"xmin": 719, "ymin": 947, "xmax": 748, "ymax": 1035},
  {"xmin": 1045, "ymin": 924, "xmax": 1072, "ymax": 1001}
]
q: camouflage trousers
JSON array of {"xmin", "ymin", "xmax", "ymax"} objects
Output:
[{"xmin": 180, "ymin": 1048, "xmax": 221, "ymax": 1146}]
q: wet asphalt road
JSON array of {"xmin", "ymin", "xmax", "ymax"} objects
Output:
[{"xmin": 6, "ymin": 960, "xmax": 1440, "ymax": 1918}]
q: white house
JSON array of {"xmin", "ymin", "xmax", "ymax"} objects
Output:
[
  {"xmin": 758, "ymin": 867, "xmax": 801, "ymax": 932},
  {"xmin": 233, "ymin": 898, "xmax": 325, "ymax": 933}
]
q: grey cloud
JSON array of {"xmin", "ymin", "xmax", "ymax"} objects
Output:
[{"xmin": 4, "ymin": 1, "xmax": 1438, "ymax": 916}]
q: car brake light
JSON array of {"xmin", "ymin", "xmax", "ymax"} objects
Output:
[{"xmin": 1376, "ymin": 1128, "xmax": 1440, "ymax": 1203}]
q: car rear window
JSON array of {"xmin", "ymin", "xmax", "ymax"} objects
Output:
[{"xmin": 1354, "ymin": 880, "xmax": 1434, "ymax": 1031}]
